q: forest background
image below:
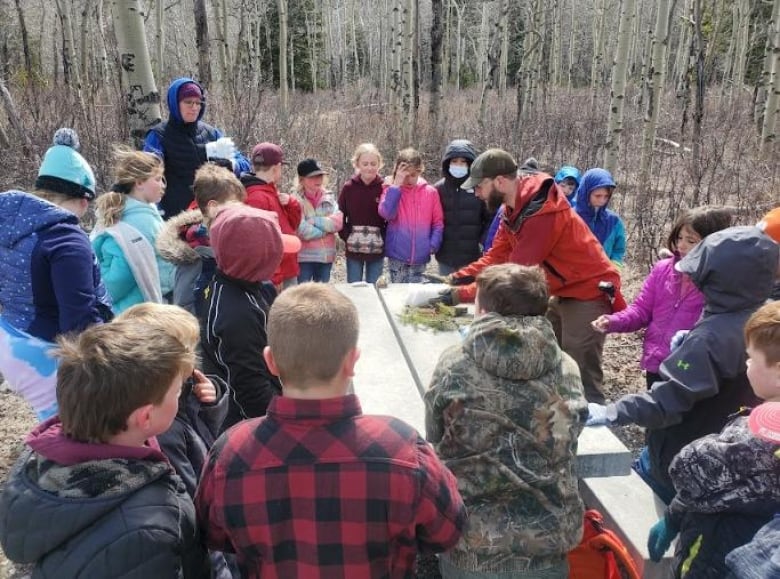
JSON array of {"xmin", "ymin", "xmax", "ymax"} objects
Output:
[
  {"xmin": 0, "ymin": 0, "xmax": 779, "ymax": 262},
  {"xmin": 1, "ymin": 1, "xmax": 779, "ymax": 575}
]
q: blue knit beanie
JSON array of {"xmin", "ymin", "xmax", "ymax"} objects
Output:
[{"xmin": 35, "ymin": 128, "xmax": 96, "ymax": 199}]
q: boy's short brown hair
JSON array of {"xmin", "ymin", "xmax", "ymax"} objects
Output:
[
  {"xmin": 267, "ymin": 283, "xmax": 359, "ymax": 386},
  {"xmin": 192, "ymin": 164, "xmax": 246, "ymax": 214},
  {"xmin": 476, "ymin": 264, "xmax": 549, "ymax": 316},
  {"xmin": 56, "ymin": 320, "xmax": 196, "ymax": 443},
  {"xmin": 744, "ymin": 301, "xmax": 780, "ymax": 365},
  {"xmin": 117, "ymin": 303, "xmax": 200, "ymax": 351}
]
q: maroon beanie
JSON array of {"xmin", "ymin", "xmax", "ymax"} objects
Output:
[
  {"xmin": 210, "ymin": 204, "xmax": 284, "ymax": 282},
  {"xmin": 178, "ymin": 82, "xmax": 203, "ymax": 102}
]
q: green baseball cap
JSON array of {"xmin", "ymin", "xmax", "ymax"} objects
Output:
[{"xmin": 461, "ymin": 148, "xmax": 518, "ymax": 190}]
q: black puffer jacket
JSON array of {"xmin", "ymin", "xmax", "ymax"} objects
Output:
[
  {"xmin": 0, "ymin": 420, "xmax": 209, "ymax": 578},
  {"xmin": 434, "ymin": 140, "xmax": 493, "ymax": 269}
]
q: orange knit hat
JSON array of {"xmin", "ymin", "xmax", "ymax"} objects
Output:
[{"xmin": 757, "ymin": 207, "xmax": 780, "ymax": 243}]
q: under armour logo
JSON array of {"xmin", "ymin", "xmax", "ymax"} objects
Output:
[{"xmin": 677, "ymin": 359, "xmax": 690, "ymax": 371}]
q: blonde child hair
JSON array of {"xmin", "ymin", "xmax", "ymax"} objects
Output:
[
  {"xmin": 192, "ymin": 163, "xmax": 247, "ymax": 217},
  {"xmin": 96, "ymin": 147, "xmax": 163, "ymax": 228},
  {"xmin": 351, "ymin": 143, "xmax": 384, "ymax": 170},
  {"xmin": 267, "ymin": 283, "xmax": 359, "ymax": 387},
  {"xmin": 293, "ymin": 174, "xmax": 331, "ymax": 195},
  {"xmin": 116, "ymin": 302, "xmax": 200, "ymax": 351}
]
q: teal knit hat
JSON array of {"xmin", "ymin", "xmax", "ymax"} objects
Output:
[{"xmin": 35, "ymin": 128, "xmax": 96, "ymax": 200}]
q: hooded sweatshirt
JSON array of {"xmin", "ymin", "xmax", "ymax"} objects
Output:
[
  {"xmin": 554, "ymin": 166, "xmax": 581, "ymax": 205},
  {"xmin": 379, "ymin": 178, "xmax": 444, "ymax": 265},
  {"xmin": 574, "ymin": 168, "xmax": 626, "ymax": 265},
  {"xmin": 144, "ymin": 78, "xmax": 250, "ymax": 219},
  {"xmin": 0, "ymin": 418, "xmax": 209, "ymax": 578},
  {"xmin": 425, "ymin": 313, "xmax": 587, "ymax": 572},
  {"xmin": 608, "ymin": 226, "xmax": 780, "ymax": 490},
  {"xmin": 434, "ymin": 139, "xmax": 493, "ymax": 269},
  {"xmin": 92, "ymin": 196, "xmax": 176, "ymax": 313},
  {"xmin": 337, "ymin": 173, "xmax": 386, "ymax": 263},
  {"xmin": 0, "ymin": 191, "xmax": 111, "ymax": 341}
]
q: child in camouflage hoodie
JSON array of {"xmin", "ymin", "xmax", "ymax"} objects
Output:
[{"xmin": 425, "ymin": 263, "xmax": 588, "ymax": 577}]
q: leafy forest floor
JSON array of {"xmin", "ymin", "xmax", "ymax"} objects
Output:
[{"xmin": 0, "ymin": 256, "xmax": 648, "ymax": 579}]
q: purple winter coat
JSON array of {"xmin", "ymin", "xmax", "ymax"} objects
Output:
[{"xmin": 604, "ymin": 257, "xmax": 704, "ymax": 373}]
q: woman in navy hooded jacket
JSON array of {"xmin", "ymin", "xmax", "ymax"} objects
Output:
[
  {"xmin": 144, "ymin": 77, "xmax": 250, "ymax": 219},
  {"xmin": 574, "ymin": 168, "xmax": 626, "ymax": 266}
]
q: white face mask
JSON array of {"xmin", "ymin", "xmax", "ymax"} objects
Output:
[{"xmin": 449, "ymin": 164, "xmax": 469, "ymax": 179}]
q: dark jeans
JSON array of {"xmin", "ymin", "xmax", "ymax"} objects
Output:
[
  {"xmin": 298, "ymin": 262, "xmax": 333, "ymax": 283},
  {"xmin": 346, "ymin": 257, "xmax": 384, "ymax": 283}
]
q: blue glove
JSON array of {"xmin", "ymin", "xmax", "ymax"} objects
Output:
[
  {"xmin": 648, "ymin": 517, "xmax": 678, "ymax": 562},
  {"xmin": 586, "ymin": 403, "xmax": 611, "ymax": 426}
]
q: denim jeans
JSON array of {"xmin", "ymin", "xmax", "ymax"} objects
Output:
[
  {"xmin": 346, "ymin": 258, "xmax": 384, "ymax": 283},
  {"xmin": 437, "ymin": 262, "xmax": 457, "ymax": 276},
  {"xmin": 297, "ymin": 262, "xmax": 333, "ymax": 283}
]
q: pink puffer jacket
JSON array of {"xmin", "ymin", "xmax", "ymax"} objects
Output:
[{"xmin": 605, "ymin": 257, "xmax": 704, "ymax": 372}]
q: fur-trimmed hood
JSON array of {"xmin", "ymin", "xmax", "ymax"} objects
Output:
[{"xmin": 156, "ymin": 208, "xmax": 205, "ymax": 265}]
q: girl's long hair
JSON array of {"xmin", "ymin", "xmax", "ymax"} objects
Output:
[{"xmin": 96, "ymin": 148, "xmax": 163, "ymax": 228}]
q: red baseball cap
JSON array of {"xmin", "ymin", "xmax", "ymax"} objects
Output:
[{"xmin": 251, "ymin": 142, "xmax": 288, "ymax": 166}]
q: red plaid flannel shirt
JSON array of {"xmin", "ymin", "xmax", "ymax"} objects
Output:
[{"xmin": 195, "ymin": 394, "xmax": 465, "ymax": 578}]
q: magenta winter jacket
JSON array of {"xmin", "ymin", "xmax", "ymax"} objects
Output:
[
  {"xmin": 379, "ymin": 179, "xmax": 444, "ymax": 265},
  {"xmin": 605, "ymin": 257, "xmax": 704, "ymax": 372}
]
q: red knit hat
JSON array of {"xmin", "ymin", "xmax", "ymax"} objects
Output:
[
  {"xmin": 758, "ymin": 207, "xmax": 780, "ymax": 244},
  {"xmin": 210, "ymin": 205, "xmax": 284, "ymax": 282}
]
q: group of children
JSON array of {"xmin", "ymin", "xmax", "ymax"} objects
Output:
[{"xmin": 0, "ymin": 123, "xmax": 779, "ymax": 577}]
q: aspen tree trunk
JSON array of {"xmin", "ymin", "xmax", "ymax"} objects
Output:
[
  {"xmin": 390, "ymin": 0, "xmax": 401, "ymax": 112},
  {"xmin": 278, "ymin": 0, "xmax": 289, "ymax": 116},
  {"xmin": 350, "ymin": 0, "xmax": 360, "ymax": 79},
  {"xmin": 0, "ymin": 78, "xmax": 36, "ymax": 161},
  {"xmin": 79, "ymin": 1, "xmax": 90, "ymax": 85},
  {"xmin": 604, "ymin": 0, "xmax": 637, "ymax": 173},
  {"xmin": 567, "ymin": 0, "xmax": 575, "ymax": 89},
  {"xmin": 212, "ymin": 0, "xmax": 228, "ymax": 86},
  {"xmin": 304, "ymin": 10, "xmax": 318, "ymax": 93},
  {"xmin": 702, "ymin": 0, "xmax": 723, "ymax": 84},
  {"xmin": 552, "ymin": 0, "xmax": 561, "ymax": 86},
  {"xmin": 193, "ymin": 0, "xmax": 212, "ymax": 86},
  {"xmin": 691, "ymin": 0, "xmax": 705, "ymax": 204},
  {"xmin": 590, "ymin": 0, "xmax": 607, "ymax": 106},
  {"xmin": 498, "ymin": 0, "xmax": 509, "ymax": 95},
  {"xmin": 453, "ymin": 0, "xmax": 463, "ymax": 89},
  {"xmin": 54, "ymin": 0, "xmax": 80, "ymax": 88},
  {"xmin": 442, "ymin": 0, "xmax": 450, "ymax": 86},
  {"xmin": 111, "ymin": 0, "xmax": 161, "ymax": 147},
  {"xmin": 13, "ymin": 0, "xmax": 34, "ymax": 79},
  {"xmin": 430, "ymin": 0, "xmax": 443, "ymax": 123},
  {"xmin": 756, "ymin": 25, "xmax": 774, "ymax": 133},
  {"xmin": 639, "ymin": 0, "xmax": 671, "ymax": 182},
  {"xmin": 153, "ymin": 0, "xmax": 163, "ymax": 81},
  {"xmin": 732, "ymin": 0, "xmax": 750, "ymax": 94},
  {"xmin": 761, "ymin": 0, "xmax": 780, "ymax": 149},
  {"xmin": 95, "ymin": 0, "xmax": 110, "ymax": 83},
  {"xmin": 401, "ymin": 0, "xmax": 414, "ymax": 118}
]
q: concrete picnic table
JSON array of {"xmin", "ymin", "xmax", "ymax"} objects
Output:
[{"xmin": 335, "ymin": 283, "xmax": 674, "ymax": 576}]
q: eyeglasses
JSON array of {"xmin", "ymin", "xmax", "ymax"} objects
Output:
[{"xmin": 181, "ymin": 99, "xmax": 203, "ymax": 108}]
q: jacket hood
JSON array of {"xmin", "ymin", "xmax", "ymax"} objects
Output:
[
  {"xmin": 166, "ymin": 77, "xmax": 206, "ymax": 124},
  {"xmin": 0, "ymin": 190, "xmax": 79, "ymax": 249},
  {"xmin": 462, "ymin": 313, "xmax": 561, "ymax": 381},
  {"xmin": 554, "ymin": 166, "xmax": 581, "ymax": 186},
  {"xmin": 156, "ymin": 208, "xmax": 206, "ymax": 265},
  {"xmin": 441, "ymin": 139, "xmax": 478, "ymax": 173},
  {"xmin": 574, "ymin": 168, "xmax": 616, "ymax": 216},
  {"xmin": 677, "ymin": 225, "xmax": 779, "ymax": 313},
  {"xmin": 1, "ymin": 419, "xmax": 172, "ymax": 564}
]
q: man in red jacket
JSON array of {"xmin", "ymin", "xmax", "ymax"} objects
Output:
[
  {"xmin": 446, "ymin": 148, "xmax": 626, "ymax": 403},
  {"xmin": 240, "ymin": 142, "xmax": 302, "ymax": 289}
]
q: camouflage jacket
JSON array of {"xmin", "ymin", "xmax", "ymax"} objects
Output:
[{"xmin": 424, "ymin": 312, "xmax": 588, "ymax": 573}]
